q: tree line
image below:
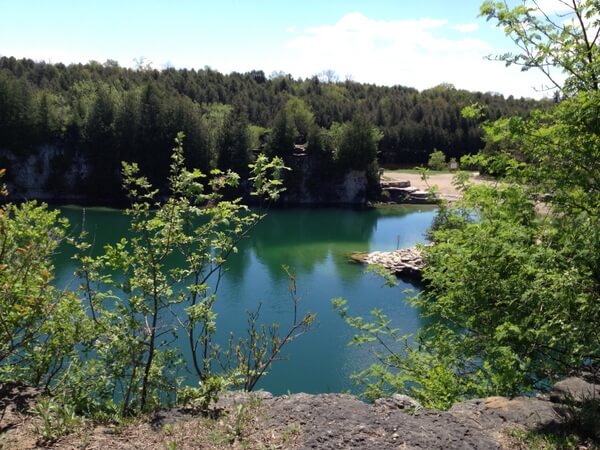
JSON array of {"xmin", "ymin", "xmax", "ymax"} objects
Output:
[{"xmin": 0, "ymin": 56, "xmax": 547, "ymax": 199}]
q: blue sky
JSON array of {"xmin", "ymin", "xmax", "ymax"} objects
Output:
[{"xmin": 0, "ymin": 0, "xmax": 563, "ymax": 98}]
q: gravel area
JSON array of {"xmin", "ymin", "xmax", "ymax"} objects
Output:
[{"xmin": 382, "ymin": 171, "xmax": 490, "ymax": 199}]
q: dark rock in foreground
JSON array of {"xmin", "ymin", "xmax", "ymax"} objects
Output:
[
  {"xmin": 3, "ymin": 377, "xmax": 597, "ymax": 449},
  {"xmin": 264, "ymin": 393, "xmax": 500, "ymax": 449},
  {"xmin": 215, "ymin": 389, "xmax": 567, "ymax": 450},
  {"xmin": 550, "ymin": 375, "xmax": 599, "ymax": 403}
]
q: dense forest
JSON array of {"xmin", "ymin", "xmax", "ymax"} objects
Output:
[{"xmin": 0, "ymin": 56, "xmax": 547, "ymax": 200}]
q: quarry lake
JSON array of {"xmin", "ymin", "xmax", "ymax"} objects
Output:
[{"xmin": 54, "ymin": 205, "xmax": 437, "ymax": 395}]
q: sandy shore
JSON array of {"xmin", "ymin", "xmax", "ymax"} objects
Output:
[{"xmin": 382, "ymin": 171, "xmax": 489, "ymax": 199}]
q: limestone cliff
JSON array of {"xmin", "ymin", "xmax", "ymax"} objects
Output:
[
  {"xmin": 1, "ymin": 145, "xmax": 89, "ymax": 202},
  {"xmin": 280, "ymin": 154, "xmax": 370, "ymax": 205},
  {"xmin": 1, "ymin": 146, "xmax": 372, "ymax": 205}
]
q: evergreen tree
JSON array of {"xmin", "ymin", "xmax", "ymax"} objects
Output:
[
  {"xmin": 336, "ymin": 114, "xmax": 380, "ymax": 170},
  {"xmin": 267, "ymin": 108, "xmax": 296, "ymax": 157},
  {"xmin": 217, "ymin": 109, "xmax": 252, "ymax": 176}
]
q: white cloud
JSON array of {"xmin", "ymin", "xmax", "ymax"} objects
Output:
[
  {"xmin": 528, "ymin": 0, "xmax": 573, "ymax": 16},
  {"xmin": 453, "ymin": 23, "xmax": 479, "ymax": 33},
  {"xmin": 286, "ymin": 25, "xmax": 297, "ymax": 33},
  {"xmin": 271, "ymin": 12, "xmax": 553, "ymax": 98}
]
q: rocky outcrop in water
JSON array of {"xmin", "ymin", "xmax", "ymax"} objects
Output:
[
  {"xmin": 381, "ymin": 179, "xmax": 436, "ymax": 204},
  {"xmin": 351, "ymin": 246, "xmax": 425, "ymax": 278}
]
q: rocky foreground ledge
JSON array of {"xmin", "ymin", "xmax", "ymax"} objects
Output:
[
  {"xmin": 2, "ymin": 377, "xmax": 596, "ymax": 449},
  {"xmin": 350, "ymin": 246, "xmax": 426, "ymax": 278}
]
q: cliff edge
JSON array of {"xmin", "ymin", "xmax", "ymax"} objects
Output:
[{"xmin": 2, "ymin": 377, "xmax": 597, "ymax": 449}]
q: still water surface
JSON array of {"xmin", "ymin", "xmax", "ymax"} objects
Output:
[{"xmin": 54, "ymin": 205, "xmax": 436, "ymax": 395}]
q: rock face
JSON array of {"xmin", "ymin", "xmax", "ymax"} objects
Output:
[
  {"xmin": 1, "ymin": 145, "xmax": 89, "ymax": 202},
  {"xmin": 352, "ymin": 247, "xmax": 425, "ymax": 278},
  {"xmin": 245, "ymin": 377, "xmax": 599, "ymax": 449},
  {"xmin": 281, "ymin": 154, "xmax": 369, "ymax": 205},
  {"xmin": 449, "ymin": 396, "xmax": 560, "ymax": 433},
  {"xmin": 374, "ymin": 393, "xmax": 422, "ymax": 411},
  {"xmin": 382, "ymin": 180, "xmax": 411, "ymax": 188},
  {"xmin": 1, "ymin": 146, "xmax": 370, "ymax": 205}
]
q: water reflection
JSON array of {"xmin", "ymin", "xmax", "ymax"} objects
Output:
[
  {"xmin": 53, "ymin": 205, "xmax": 437, "ymax": 394},
  {"xmin": 233, "ymin": 208, "xmax": 378, "ymax": 282},
  {"xmin": 227, "ymin": 206, "xmax": 435, "ymax": 284}
]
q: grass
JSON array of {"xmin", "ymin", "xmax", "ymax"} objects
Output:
[
  {"xmin": 505, "ymin": 427, "xmax": 600, "ymax": 450},
  {"xmin": 17, "ymin": 392, "xmax": 302, "ymax": 449}
]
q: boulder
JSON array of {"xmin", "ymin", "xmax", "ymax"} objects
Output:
[
  {"xmin": 361, "ymin": 247, "xmax": 425, "ymax": 278},
  {"xmin": 381, "ymin": 180, "xmax": 411, "ymax": 188},
  {"xmin": 374, "ymin": 393, "xmax": 422, "ymax": 411},
  {"xmin": 550, "ymin": 376, "xmax": 599, "ymax": 403},
  {"xmin": 449, "ymin": 396, "xmax": 560, "ymax": 432}
]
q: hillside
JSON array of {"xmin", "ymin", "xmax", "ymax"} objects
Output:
[{"xmin": 0, "ymin": 57, "xmax": 548, "ymax": 202}]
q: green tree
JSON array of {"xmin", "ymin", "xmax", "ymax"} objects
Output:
[
  {"xmin": 83, "ymin": 84, "xmax": 120, "ymax": 196},
  {"xmin": 37, "ymin": 91, "xmax": 70, "ymax": 139},
  {"xmin": 64, "ymin": 133, "xmax": 310, "ymax": 415},
  {"xmin": 115, "ymin": 88, "xmax": 142, "ymax": 163},
  {"xmin": 0, "ymin": 55, "xmax": 546, "ymax": 188},
  {"xmin": 480, "ymin": 0, "xmax": 600, "ymax": 95},
  {"xmin": 306, "ymin": 124, "xmax": 331, "ymax": 157},
  {"xmin": 325, "ymin": 121, "xmax": 347, "ymax": 153},
  {"xmin": 0, "ymin": 72, "xmax": 37, "ymax": 147},
  {"xmin": 267, "ymin": 107, "xmax": 297, "ymax": 157},
  {"xmin": 0, "ymin": 199, "xmax": 89, "ymax": 389},
  {"xmin": 335, "ymin": 114, "xmax": 381, "ymax": 170},
  {"xmin": 284, "ymin": 97, "xmax": 315, "ymax": 143},
  {"xmin": 336, "ymin": 0, "xmax": 600, "ymax": 413},
  {"xmin": 217, "ymin": 108, "xmax": 253, "ymax": 176},
  {"xmin": 427, "ymin": 148, "xmax": 447, "ymax": 171},
  {"xmin": 202, "ymin": 103, "xmax": 233, "ymax": 167},
  {"xmin": 136, "ymin": 82, "xmax": 172, "ymax": 182},
  {"xmin": 0, "ymin": 132, "xmax": 312, "ymax": 418},
  {"xmin": 172, "ymin": 96, "xmax": 212, "ymax": 174}
]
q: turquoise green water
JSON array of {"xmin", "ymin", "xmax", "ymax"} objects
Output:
[{"xmin": 54, "ymin": 205, "xmax": 437, "ymax": 395}]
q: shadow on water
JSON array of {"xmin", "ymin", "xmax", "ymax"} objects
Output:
[
  {"xmin": 228, "ymin": 205, "xmax": 436, "ymax": 282},
  {"xmin": 52, "ymin": 205, "xmax": 438, "ymax": 395}
]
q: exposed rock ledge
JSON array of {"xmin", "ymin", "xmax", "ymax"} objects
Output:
[
  {"xmin": 380, "ymin": 176, "xmax": 465, "ymax": 204},
  {"xmin": 350, "ymin": 246, "xmax": 425, "ymax": 278},
  {"xmin": 204, "ymin": 376, "xmax": 597, "ymax": 449},
  {"xmin": 1, "ymin": 377, "xmax": 597, "ymax": 449}
]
